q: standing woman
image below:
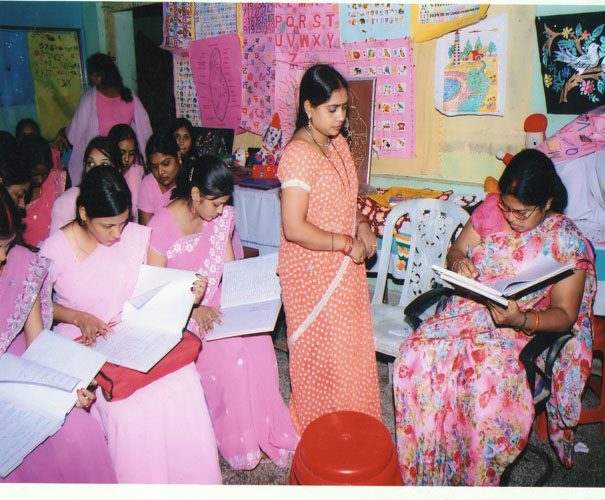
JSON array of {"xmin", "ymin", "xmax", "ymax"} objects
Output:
[
  {"xmin": 0, "ymin": 185, "xmax": 116, "ymax": 484},
  {"xmin": 39, "ymin": 166, "xmax": 221, "ymax": 483},
  {"xmin": 277, "ymin": 64, "xmax": 381, "ymax": 434},
  {"xmin": 147, "ymin": 156, "xmax": 297, "ymax": 469},
  {"xmin": 53, "ymin": 53, "xmax": 152, "ymax": 186}
]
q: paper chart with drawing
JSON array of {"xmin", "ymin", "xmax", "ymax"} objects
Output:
[
  {"xmin": 0, "ymin": 330, "xmax": 106, "ymax": 477},
  {"xmin": 433, "ymin": 254, "xmax": 575, "ymax": 306},
  {"xmin": 206, "ymin": 253, "xmax": 282, "ymax": 341},
  {"xmin": 91, "ymin": 265, "xmax": 197, "ymax": 372},
  {"xmin": 434, "ymin": 13, "xmax": 507, "ymax": 116}
]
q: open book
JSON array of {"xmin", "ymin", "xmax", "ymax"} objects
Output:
[
  {"xmin": 433, "ymin": 254, "xmax": 575, "ymax": 306},
  {"xmin": 0, "ymin": 330, "xmax": 106, "ymax": 478},
  {"xmin": 90, "ymin": 265, "xmax": 197, "ymax": 372},
  {"xmin": 205, "ymin": 253, "xmax": 282, "ymax": 341}
]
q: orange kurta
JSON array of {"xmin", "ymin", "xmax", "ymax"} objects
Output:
[{"xmin": 277, "ymin": 134, "xmax": 381, "ymax": 435}]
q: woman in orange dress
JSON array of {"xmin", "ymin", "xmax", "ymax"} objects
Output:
[{"xmin": 277, "ymin": 64, "xmax": 382, "ymax": 435}]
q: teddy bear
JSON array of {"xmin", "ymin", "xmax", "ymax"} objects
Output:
[{"xmin": 484, "ymin": 113, "xmax": 548, "ymax": 192}]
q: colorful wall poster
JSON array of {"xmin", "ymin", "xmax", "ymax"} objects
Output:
[
  {"xmin": 162, "ymin": 2, "xmax": 194, "ymax": 51},
  {"xmin": 193, "ymin": 2, "xmax": 237, "ymax": 40},
  {"xmin": 434, "ymin": 13, "xmax": 507, "ymax": 116},
  {"xmin": 188, "ymin": 33, "xmax": 242, "ymax": 132},
  {"xmin": 27, "ymin": 30, "xmax": 84, "ymax": 140},
  {"xmin": 536, "ymin": 12, "xmax": 605, "ymax": 115},
  {"xmin": 537, "ymin": 105, "xmax": 605, "ymax": 163},
  {"xmin": 173, "ymin": 56, "xmax": 201, "ymax": 126},
  {"xmin": 343, "ymin": 38, "xmax": 415, "ymax": 159},
  {"xmin": 239, "ymin": 3, "xmax": 276, "ymax": 135},
  {"xmin": 339, "ymin": 4, "xmax": 410, "ymax": 44},
  {"xmin": 410, "ymin": 4, "xmax": 488, "ymax": 43},
  {"xmin": 274, "ymin": 3, "xmax": 341, "ymax": 64}
]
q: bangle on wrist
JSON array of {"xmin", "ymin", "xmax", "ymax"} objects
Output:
[
  {"xmin": 516, "ymin": 311, "xmax": 528, "ymax": 331},
  {"xmin": 342, "ymin": 235, "xmax": 353, "ymax": 256},
  {"xmin": 355, "ymin": 217, "xmax": 370, "ymax": 236},
  {"xmin": 524, "ymin": 310, "xmax": 540, "ymax": 335}
]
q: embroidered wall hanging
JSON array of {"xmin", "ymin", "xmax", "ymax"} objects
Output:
[{"xmin": 536, "ymin": 12, "xmax": 605, "ymax": 114}]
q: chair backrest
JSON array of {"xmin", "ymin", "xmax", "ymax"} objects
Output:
[{"xmin": 371, "ymin": 198, "xmax": 469, "ymax": 307}]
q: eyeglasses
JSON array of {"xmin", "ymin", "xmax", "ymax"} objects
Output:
[{"xmin": 497, "ymin": 196, "xmax": 537, "ymax": 220}]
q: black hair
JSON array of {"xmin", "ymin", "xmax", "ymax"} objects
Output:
[
  {"xmin": 295, "ymin": 64, "xmax": 349, "ymax": 130},
  {"xmin": 18, "ymin": 134, "xmax": 52, "ymax": 176},
  {"xmin": 108, "ymin": 124, "xmax": 142, "ymax": 165},
  {"xmin": 75, "ymin": 165, "xmax": 131, "ymax": 225},
  {"xmin": 170, "ymin": 118, "xmax": 194, "ymax": 137},
  {"xmin": 0, "ymin": 184, "xmax": 20, "ymax": 239},
  {"xmin": 82, "ymin": 136, "xmax": 124, "ymax": 181},
  {"xmin": 0, "ymin": 131, "xmax": 18, "ymax": 163},
  {"xmin": 145, "ymin": 131, "xmax": 180, "ymax": 173},
  {"xmin": 0, "ymin": 154, "xmax": 31, "ymax": 188},
  {"xmin": 498, "ymin": 149, "xmax": 567, "ymax": 213},
  {"xmin": 15, "ymin": 118, "xmax": 41, "ymax": 143},
  {"xmin": 171, "ymin": 155, "xmax": 233, "ymax": 201},
  {"xmin": 86, "ymin": 53, "xmax": 133, "ymax": 103}
]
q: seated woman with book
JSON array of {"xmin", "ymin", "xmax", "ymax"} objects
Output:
[
  {"xmin": 0, "ymin": 185, "xmax": 116, "ymax": 483},
  {"xmin": 39, "ymin": 166, "xmax": 221, "ymax": 484},
  {"xmin": 393, "ymin": 149, "xmax": 596, "ymax": 485},
  {"xmin": 147, "ymin": 155, "xmax": 297, "ymax": 470}
]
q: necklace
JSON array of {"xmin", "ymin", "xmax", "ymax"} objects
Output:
[
  {"xmin": 305, "ymin": 125, "xmax": 351, "ymax": 196},
  {"xmin": 72, "ymin": 224, "xmax": 93, "ymax": 257}
]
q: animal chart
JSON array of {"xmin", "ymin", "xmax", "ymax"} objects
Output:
[
  {"xmin": 161, "ymin": 2, "xmax": 194, "ymax": 51},
  {"xmin": 343, "ymin": 38, "xmax": 415, "ymax": 159},
  {"xmin": 434, "ymin": 13, "xmax": 507, "ymax": 116},
  {"xmin": 173, "ymin": 56, "xmax": 201, "ymax": 126},
  {"xmin": 240, "ymin": 3, "xmax": 276, "ymax": 135},
  {"xmin": 188, "ymin": 34, "xmax": 242, "ymax": 131},
  {"xmin": 339, "ymin": 3, "xmax": 410, "ymax": 43},
  {"xmin": 535, "ymin": 12, "xmax": 605, "ymax": 115}
]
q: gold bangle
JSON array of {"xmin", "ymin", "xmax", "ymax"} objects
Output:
[
  {"xmin": 524, "ymin": 310, "xmax": 540, "ymax": 335},
  {"xmin": 331, "ymin": 232, "xmax": 334, "ymax": 251}
]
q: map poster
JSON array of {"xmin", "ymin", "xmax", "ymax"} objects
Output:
[{"xmin": 434, "ymin": 13, "xmax": 507, "ymax": 116}]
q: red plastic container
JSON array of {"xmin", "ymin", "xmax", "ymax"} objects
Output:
[{"xmin": 289, "ymin": 411, "xmax": 403, "ymax": 486}]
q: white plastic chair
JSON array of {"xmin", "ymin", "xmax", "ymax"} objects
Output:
[{"xmin": 370, "ymin": 198, "xmax": 470, "ymax": 358}]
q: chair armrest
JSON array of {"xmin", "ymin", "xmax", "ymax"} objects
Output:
[
  {"xmin": 518, "ymin": 331, "xmax": 572, "ymax": 413},
  {"xmin": 403, "ymin": 286, "xmax": 453, "ymax": 331}
]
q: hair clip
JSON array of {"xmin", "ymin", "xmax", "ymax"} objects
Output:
[{"xmin": 189, "ymin": 166, "xmax": 194, "ymax": 182}]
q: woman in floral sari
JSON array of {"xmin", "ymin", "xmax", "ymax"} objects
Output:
[{"xmin": 394, "ymin": 149, "xmax": 596, "ymax": 485}]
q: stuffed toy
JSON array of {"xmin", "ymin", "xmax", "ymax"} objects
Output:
[
  {"xmin": 254, "ymin": 113, "xmax": 284, "ymax": 167},
  {"xmin": 485, "ymin": 113, "xmax": 548, "ymax": 192}
]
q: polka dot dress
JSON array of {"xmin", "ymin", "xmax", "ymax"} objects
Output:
[{"xmin": 277, "ymin": 134, "xmax": 382, "ymax": 435}]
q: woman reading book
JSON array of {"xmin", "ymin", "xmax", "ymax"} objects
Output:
[
  {"xmin": 39, "ymin": 166, "xmax": 221, "ymax": 483},
  {"xmin": 0, "ymin": 185, "xmax": 116, "ymax": 483},
  {"xmin": 147, "ymin": 155, "xmax": 297, "ymax": 470},
  {"xmin": 393, "ymin": 149, "xmax": 596, "ymax": 485}
]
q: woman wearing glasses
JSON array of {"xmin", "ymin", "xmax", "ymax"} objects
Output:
[{"xmin": 393, "ymin": 149, "xmax": 596, "ymax": 485}]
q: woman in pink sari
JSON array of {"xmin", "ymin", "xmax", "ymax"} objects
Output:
[
  {"xmin": 0, "ymin": 185, "xmax": 116, "ymax": 483},
  {"xmin": 148, "ymin": 156, "xmax": 297, "ymax": 470},
  {"xmin": 18, "ymin": 134, "xmax": 66, "ymax": 247},
  {"xmin": 394, "ymin": 150, "xmax": 596, "ymax": 485},
  {"xmin": 39, "ymin": 166, "xmax": 221, "ymax": 484}
]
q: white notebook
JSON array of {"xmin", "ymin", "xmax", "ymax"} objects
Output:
[{"xmin": 0, "ymin": 330, "xmax": 106, "ymax": 478}]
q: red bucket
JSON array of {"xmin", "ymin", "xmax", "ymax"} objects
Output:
[{"xmin": 289, "ymin": 411, "xmax": 403, "ymax": 486}]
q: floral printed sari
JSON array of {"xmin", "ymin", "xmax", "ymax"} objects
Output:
[{"xmin": 393, "ymin": 212, "xmax": 595, "ymax": 485}]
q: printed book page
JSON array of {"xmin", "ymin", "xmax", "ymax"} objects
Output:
[
  {"xmin": 220, "ymin": 253, "xmax": 281, "ymax": 308},
  {"xmin": 90, "ymin": 265, "xmax": 197, "ymax": 370},
  {"xmin": 0, "ymin": 392, "xmax": 63, "ymax": 478},
  {"xmin": 433, "ymin": 255, "xmax": 575, "ymax": 306}
]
